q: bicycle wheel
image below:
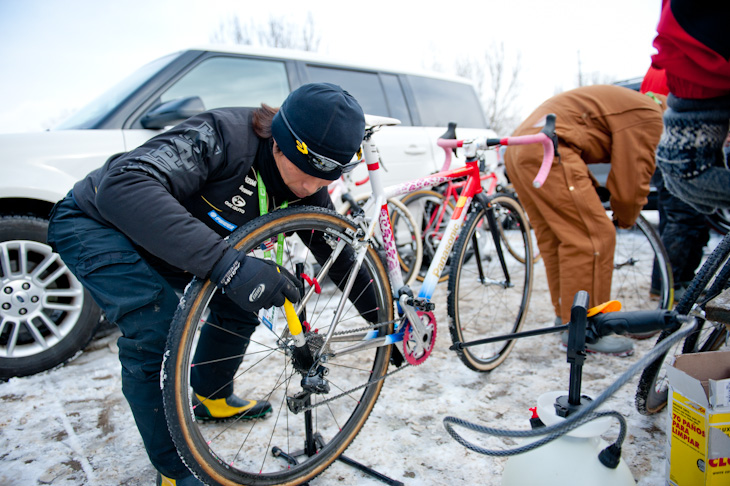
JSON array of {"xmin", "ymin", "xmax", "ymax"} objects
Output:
[
  {"xmin": 447, "ymin": 193, "xmax": 533, "ymax": 372},
  {"xmin": 163, "ymin": 207, "xmax": 393, "ymax": 486},
  {"xmin": 340, "ymin": 194, "xmax": 423, "ymax": 287},
  {"xmin": 613, "ymin": 214, "xmax": 674, "ymax": 312},
  {"xmin": 397, "ymin": 189, "xmax": 454, "ymax": 283},
  {"xmin": 679, "ymin": 253, "xmax": 730, "ymax": 354},
  {"xmin": 681, "ymin": 318, "xmax": 728, "ymax": 355},
  {"xmin": 635, "ymin": 233, "xmax": 730, "ymax": 415}
]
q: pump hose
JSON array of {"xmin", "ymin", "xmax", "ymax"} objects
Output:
[{"xmin": 443, "ymin": 322, "xmax": 694, "ymax": 457}]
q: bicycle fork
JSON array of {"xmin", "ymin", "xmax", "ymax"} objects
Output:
[{"xmin": 474, "ymin": 193, "xmax": 513, "ymax": 289}]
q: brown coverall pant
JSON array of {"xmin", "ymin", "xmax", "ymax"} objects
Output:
[
  {"xmin": 504, "ymin": 86, "xmax": 663, "ymax": 323},
  {"xmin": 506, "ymin": 143, "xmax": 615, "ymax": 323}
]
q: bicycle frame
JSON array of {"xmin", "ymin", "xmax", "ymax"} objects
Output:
[
  {"xmin": 364, "ymin": 141, "xmax": 483, "ymax": 299},
  {"xmin": 289, "ymin": 114, "xmax": 557, "ymax": 360},
  {"xmin": 418, "ymin": 162, "xmax": 503, "ymax": 263},
  {"xmin": 361, "ymin": 114, "xmax": 556, "ymax": 301}
]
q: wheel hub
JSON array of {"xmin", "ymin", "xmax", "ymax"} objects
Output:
[
  {"xmin": 1, "ymin": 279, "xmax": 42, "ymax": 319},
  {"xmin": 0, "ymin": 238, "xmax": 88, "ymax": 360}
]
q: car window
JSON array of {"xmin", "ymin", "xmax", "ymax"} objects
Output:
[
  {"xmin": 407, "ymin": 75, "xmax": 487, "ymax": 129},
  {"xmin": 380, "ymin": 74, "xmax": 412, "ymax": 125},
  {"xmin": 305, "ymin": 65, "xmax": 412, "ymax": 126},
  {"xmin": 160, "ymin": 56, "xmax": 290, "ymax": 110},
  {"xmin": 56, "ymin": 53, "xmax": 178, "ymax": 129}
]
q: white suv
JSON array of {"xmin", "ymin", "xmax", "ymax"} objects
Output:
[{"xmin": 0, "ymin": 45, "xmax": 496, "ymax": 378}]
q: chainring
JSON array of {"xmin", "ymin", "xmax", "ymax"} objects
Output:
[{"xmin": 403, "ymin": 311, "xmax": 436, "ymax": 365}]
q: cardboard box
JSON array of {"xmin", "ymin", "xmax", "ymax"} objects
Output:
[{"xmin": 667, "ymin": 350, "xmax": 730, "ymax": 485}]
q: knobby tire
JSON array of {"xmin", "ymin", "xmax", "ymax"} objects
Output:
[
  {"xmin": 447, "ymin": 193, "xmax": 533, "ymax": 372},
  {"xmin": 162, "ymin": 207, "xmax": 393, "ymax": 486}
]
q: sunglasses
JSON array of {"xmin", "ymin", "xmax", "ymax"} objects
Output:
[{"xmin": 279, "ymin": 110, "xmax": 362, "ymax": 173}]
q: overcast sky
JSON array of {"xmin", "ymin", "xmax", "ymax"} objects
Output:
[{"xmin": 0, "ymin": 0, "xmax": 661, "ymax": 134}]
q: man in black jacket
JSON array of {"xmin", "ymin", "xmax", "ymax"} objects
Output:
[{"xmin": 48, "ymin": 83, "xmax": 367, "ymax": 485}]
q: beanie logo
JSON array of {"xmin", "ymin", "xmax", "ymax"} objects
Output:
[{"xmin": 296, "ymin": 140, "xmax": 309, "ymax": 155}]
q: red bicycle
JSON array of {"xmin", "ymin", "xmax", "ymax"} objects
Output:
[{"xmin": 394, "ymin": 122, "xmax": 539, "ymax": 283}]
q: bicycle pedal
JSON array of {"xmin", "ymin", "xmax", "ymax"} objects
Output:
[{"xmin": 407, "ymin": 298, "xmax": 435, "ymax": 312}]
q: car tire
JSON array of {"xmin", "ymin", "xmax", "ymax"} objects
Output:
[{"xmin": 0, "ymin": 215, "xmax": 102, "ymax": 379}]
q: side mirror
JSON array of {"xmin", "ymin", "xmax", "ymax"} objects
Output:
[{"xmin": 140, "ymin": 96, "xmax": 205, "ymax": 129}]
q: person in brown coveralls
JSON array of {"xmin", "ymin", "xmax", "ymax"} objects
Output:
[{"xmin": 504, "ymin": 85, "xmax": 665, "ymax": 356}]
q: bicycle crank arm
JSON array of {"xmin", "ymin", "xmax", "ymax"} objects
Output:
[{"xmin": 398, "ymin": 293, "xmax": 427, "ymax": 355}]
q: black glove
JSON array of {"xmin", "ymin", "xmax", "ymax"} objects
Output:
[{"xmin": 210, "ymin": 248, "xmax": 301, "ymax": 313}]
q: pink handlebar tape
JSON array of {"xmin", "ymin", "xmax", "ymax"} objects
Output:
[{"xmin": 501, "ymin": 133, "xmax": 554, "ymax": 188}]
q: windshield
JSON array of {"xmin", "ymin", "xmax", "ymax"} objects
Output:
[{"xmin": 55, "ymin": 53, "xmax": 178, "ymax": 129}]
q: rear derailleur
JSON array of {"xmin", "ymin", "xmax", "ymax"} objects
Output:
[{"xmin": 286, "ymin": 342, "xmax": 331, "ymax": 414}]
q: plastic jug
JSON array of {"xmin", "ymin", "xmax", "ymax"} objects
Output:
[{"xmin": 501, "ymin": 391, "xmax": 635, "ymax": 486}]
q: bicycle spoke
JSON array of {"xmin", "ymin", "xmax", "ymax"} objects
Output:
[
  {"xmin": 448, "ymin": 194, "xmax": 533, "ymax": 372},
  {"xmin": 162, "ymin": 208, "xmax": 393, "ymax": 485}
]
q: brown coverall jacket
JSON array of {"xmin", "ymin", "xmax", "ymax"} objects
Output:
[{"xmin": 504, "ymin": 85, "xmax": 664, "ymax": 322}]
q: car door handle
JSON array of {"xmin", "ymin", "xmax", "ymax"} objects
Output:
[{"xmin": 404, "ymin": 145, "xmax": 427, "ymax": 155}]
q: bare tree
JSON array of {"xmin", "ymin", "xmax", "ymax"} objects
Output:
[
  {"xmin": 453, "ymin": 43, "xmax": 523, "ymax": 135},
  {"xmin": 210, "ymin": 13, "xmax": 320, "ymax": 51},
  {"xmin": 576, "ymin": 50, "xmax": 616, "ymax": 87},
  {"xmin": 580, "ymin": 70, "xmax": 617, "ymax": 87}
]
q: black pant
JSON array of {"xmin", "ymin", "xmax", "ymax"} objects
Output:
[
  {"xmin": 651, "ymin": 170, "xmax": 710, "ymax": 292},
  {"xmin": 47, "ymin": 194, "xmax": 258, "ymax": 478}
]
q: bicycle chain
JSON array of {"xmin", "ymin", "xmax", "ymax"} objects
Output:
[
  {"xmin": 280, "ymin": 318, "xmax": 399, "ymax": 345},
  {"xmin": 329, "ymin": 318, "xmax": 401, "ymax": 336}
]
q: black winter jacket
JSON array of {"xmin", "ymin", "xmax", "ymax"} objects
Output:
[{"xmin": 72, "ymin": 108, "xmax": 332, "ymax": 279}]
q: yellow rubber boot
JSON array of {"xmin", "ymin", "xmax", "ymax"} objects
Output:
[{"xmin": 192, "ymin": 393, "xmax": 272, "ymax": 420}]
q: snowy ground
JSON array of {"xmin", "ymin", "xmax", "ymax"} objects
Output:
[{"xmin": 2, "ymin": 249, "xmax": 692, "ymax": 486}]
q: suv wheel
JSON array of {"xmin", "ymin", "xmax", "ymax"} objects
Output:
[{"xmin": 0, "ymin": 215, "xmax": 101, "ymax": 379}]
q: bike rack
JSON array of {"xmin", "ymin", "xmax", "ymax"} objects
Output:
[
  {"xmin": 451, "ymin": 291, "xmax": 685, "ymax": 419},
  {"xmin": 450, "ymin": 292, "xmax": 593, "ymax": 417},
  {"xmin": 271, "ymin": 266, "xmax": 404, "ymax": 486},
  {"xmin": 272, "ymin": 432, "xmax": 404, "ymax": 486}
]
